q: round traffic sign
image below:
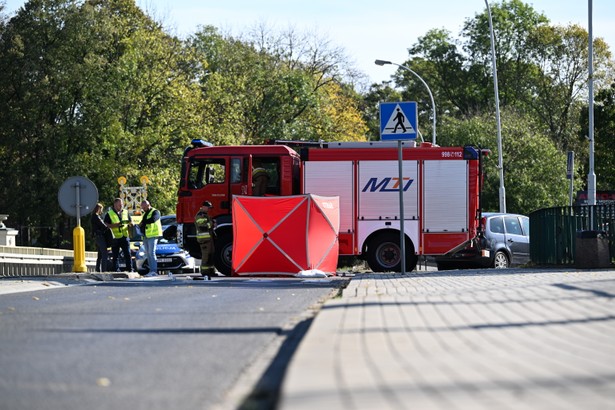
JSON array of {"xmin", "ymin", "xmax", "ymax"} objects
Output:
[{"xmin": 58, "ymin": 176, "xmax": 99, "ymax": 217}]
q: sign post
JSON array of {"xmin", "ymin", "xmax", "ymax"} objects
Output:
[
  {"xmin": 567, "ymin": 151, "xmax": 574, "ymax": 206},
  {"xmin": 58, "ymin": 176, "xmax": 98, "ymax": 272},
  {"xmin": 379, "ymin": 101, "xmax": 418, "ymax": 274}
]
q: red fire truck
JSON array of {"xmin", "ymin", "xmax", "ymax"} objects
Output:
[{"xmin": 176, "ymin": 139, "xmax": 487, "ymax": 275}]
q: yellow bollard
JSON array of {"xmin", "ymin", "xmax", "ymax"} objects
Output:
[{"xmin": 73, "ymin": 225, "xmax": 87, "ymax": 273}]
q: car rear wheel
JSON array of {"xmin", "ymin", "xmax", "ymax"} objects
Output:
[{"xmin": 493, "ymin": 251, "xmax": 509, "ymax": 269}]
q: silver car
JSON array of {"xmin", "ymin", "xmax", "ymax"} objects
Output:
[
  {"xmin": 436, "ymin": 212, "xmax": 530, "ymax": 270},
  {"xmin": 135, "ymin": 237, "xmax": 197, "ymax": 275},
  {"xmin": 481, "ymin": 213, "xmax": 530, "ymax": 268}
]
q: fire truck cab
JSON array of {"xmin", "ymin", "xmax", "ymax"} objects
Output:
[
  {"xmin": 176, "ymin": 140, "xmax": 301, "ymax": 274},
  {"xmin": 176, "ymin": 139, "xmax": 486, "ymax": 276}
]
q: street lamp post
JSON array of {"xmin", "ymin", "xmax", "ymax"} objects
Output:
[
  {"xmin": 588, "ymin": 0, "xmax": 596, "ymax": 229},
  {"xmin": 588, "ymin": 0, "xmax": 596, "ymax": 209},
  {"xmin": 485, "ymin": 0, "xmax": 506, "ymax": 213},
  {"xmin": 375, "ymin": 59, "xmax": 437, "ymax": 146}
]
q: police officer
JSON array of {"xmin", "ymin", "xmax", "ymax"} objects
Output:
[
  {"xmin": 104, "ymin": 198, "xmax": 133, "ymax": 272},
  {"xmin": 194, "ymin": 201, "xmax": 215, "ymax": 277}
]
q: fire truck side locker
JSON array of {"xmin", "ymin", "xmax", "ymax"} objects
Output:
[
  {"xmin": 356, "ymin": 160, "xmax": 420, "ymax": 256},
  {"xmin": 421, "ymin": 160, "xmax": 471, "ymax": 254},
  {"xmin": 302, "ymin": 154, "xmax": 421, "ymax": 271}
]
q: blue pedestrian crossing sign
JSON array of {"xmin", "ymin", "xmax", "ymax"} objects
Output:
[{"xmin": 379, "ymin": 101, "xmax": 418, "ymax": 140}]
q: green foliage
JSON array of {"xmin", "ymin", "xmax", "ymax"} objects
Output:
[
  {"xmin": 360, "ymin": 82, "xmax": 402, "ymax": 140},
  {"xmin": 0, "ymin": 0, "xmax": 206, "ymax": 246},
  {"xmin": 580, "ymin": 82, "xmax": 615, "ymax": 190},
  {"xmin": 402, "ymin": 28, "xmax": 483, "ymax": 120},
  {"xmin": 364, "ymin": 0, "xmax": 614, "ymax": 215},
  {"xmin": 189, "ymin": 25, "xmax": 368, "ymax": 144},
  {"xmin": 438, "ymin": 109, "xmax": 570, "ymax": 215}
]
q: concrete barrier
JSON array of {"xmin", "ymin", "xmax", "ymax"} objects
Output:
[{"xmin": 0, "ymin": 246, "xmax": 98, "ymax": 277}]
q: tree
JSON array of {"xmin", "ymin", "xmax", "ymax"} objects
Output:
[
  {"xmin": 0, "ymin": 0, "xmax": 85, "ymax": 245},
  {"xmin": 0, "ymin": 3, "xmax": 369, "ymax": 247},
  {"xmin": 581, "ymin": 82, "xmax": 615, "ymax": 190},
  {"xmin": 296, "ymin": 81, "xmax": 368, "ymax": 142},
  {"xmin": 525, "ymin": 24, "xmax": 612, "ymax": 154},
  {"xmin": 384, "ymin": 0, "xmax": 614, "ymax": 212},
  {"xmin": 189, "ymin": 25, "xmax": 368, "ymax": 145},
  {"xmin": 401, "ymin": 28, "xmax": 484, "ymax": 121},
  {"xmin": 0, "ymin": 0, "xmax": 206, "ymax": 246},
  {"xmin": 462, "ymin": 0, "xmax": 549, "ymax": 108},
  {"xmin": 397, "ymin": 1, "xmax": 611, "ymax": 144},
  {"xmin": 438, "ymin": 109, "xmax": 569, "ymax": 215},
  {"xmin": 361, "ymin": 82, "xmax": 403, "ymax": 140}
]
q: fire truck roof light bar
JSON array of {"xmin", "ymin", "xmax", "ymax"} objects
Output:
[
  {"xmin": 269, "ymin": 140, "xmax": 327, "ymax": 148},
  {"xmin": 327, "ymin": 141, "xmax": 416, "ymax": 149},
  {"xmin": 191, "ymin": 139, "xmax": 213, "ymax": 148}
]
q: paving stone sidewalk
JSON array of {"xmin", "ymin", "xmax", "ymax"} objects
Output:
[{"xmin": 279, "ymin": 269, "xmax": 615, "ymax": 410}]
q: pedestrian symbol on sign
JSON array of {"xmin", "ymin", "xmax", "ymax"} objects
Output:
[{"xmin": 393, "ymin": 108, "xmax": 407, "ymax": 133}]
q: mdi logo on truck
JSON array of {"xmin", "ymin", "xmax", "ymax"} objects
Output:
[{"xmin": 175, "ymin": 140, "xmax": 488, "ymax": 275}]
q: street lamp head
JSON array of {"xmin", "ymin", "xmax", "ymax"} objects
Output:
[{"xmin": 374, "ymin": 59, "xmax": 392, "ymax": 66}]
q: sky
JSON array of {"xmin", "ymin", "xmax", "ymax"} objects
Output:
[{"xmin": 3, "ymin": 0, "xmax": 615, "ymax": 85}]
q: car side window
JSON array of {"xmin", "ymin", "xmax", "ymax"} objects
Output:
[
  {"xmin": 504, "ymin": 217, "xmax": 523, "ymax": 235},
  {"xmin": 490, "ymin": 217, "xmax": 505, "ymax": 234},
  {"xmin": 521, "ymin": 217, "xmax": 530, "ymax": 236}
]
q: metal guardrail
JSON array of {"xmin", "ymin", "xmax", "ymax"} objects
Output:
[
  {"xmin": 0, "ymin": 246, "xmax": 98, "ymax": 277},
  {"xmin": 529, "ymin": 205, "xmax": 615, "ymax": 265}
]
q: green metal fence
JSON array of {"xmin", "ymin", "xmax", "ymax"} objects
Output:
[{"xmin": 529, "ymin": 205, "xmax": 615, "ymax": 265}]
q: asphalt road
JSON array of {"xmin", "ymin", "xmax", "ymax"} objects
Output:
[{"xmin": 0, "ymin": 276, "xmax": 347, "ymax": 410}]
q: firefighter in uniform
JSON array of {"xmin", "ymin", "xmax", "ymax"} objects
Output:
[
  {"xmin": 104, "ymin": 198, "xmax": 133, "ymax": 272},
  {"xmin": 195, "ymin": 201, "xmax": 215, "ymax": 277},
  {"xmin": 252, "ymin": 167, "xmax": 268, "ymax": 196}
]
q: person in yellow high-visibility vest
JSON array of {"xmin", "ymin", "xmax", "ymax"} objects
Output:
[
  {"xmin": 139, "ymin": 200, "xmax": 162, "ymax": 277},
  {"xmin": 194, "ymin": 201, "xmax": 215, "ymax": 277},
  {"xmin": 104, "ymin": 198, "xmax": 134, "ymax": 272}
]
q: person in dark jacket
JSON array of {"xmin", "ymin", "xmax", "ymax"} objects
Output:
[
  {"xmin": 194, "ymin": 201, "xmax": 215, "ymax": 277},
  {"xmin": 91, "ymin": 203, "xmax": 110, "ymax": 272}
]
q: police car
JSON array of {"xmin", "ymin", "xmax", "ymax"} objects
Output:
[{"xmin": 134, "ymin": 216, "xmax": 197, "ymax": 275}]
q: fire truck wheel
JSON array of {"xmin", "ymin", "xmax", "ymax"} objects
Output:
[
  {"xmin": 493, "ymin": 251, "xmax": 509, "ymax": 269},
  {"xmin": 366, "ymin": 232, "xmax": 417, "ymax": 272},
  {"xmin": 214, "ymin": 231, "xmax": 233, "ymax": 276}
]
